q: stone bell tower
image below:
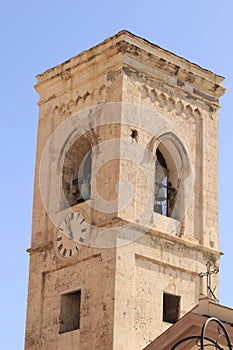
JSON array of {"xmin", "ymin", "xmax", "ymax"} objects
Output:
[{"xmin": 25, "ymin": 31, "xmax": 225, "ymax": 350}]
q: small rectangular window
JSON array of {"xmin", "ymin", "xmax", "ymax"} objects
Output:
[
  {"xmin": 163, "ymin": 292, "xmax": 180, "ymax": 324},
  {"xmin": 59, "ymin": 290, "xmax": 81, "ymax": 333}
]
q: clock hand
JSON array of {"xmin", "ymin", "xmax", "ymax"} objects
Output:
[{"xmin": 64, "ymin": 217, "xmax": 74, "ymax": 239}]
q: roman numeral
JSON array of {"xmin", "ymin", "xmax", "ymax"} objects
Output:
[
  {"xmin": 62, "ymin": 248, "xmax": 67, "ymax": 257},
  {"xmin": 80, "ymin": 217, "xmax": 85, "ymax": 224},
  {"xmin": 70, "ymin": 212, "xmax": 74, "ymax": 220},
  {"xmin": 56, "ymin": 236, "xmax": 62, "ymax": 241},
  {"xmin": 69, "ymin": 249, "xmax": 72, "ymax": 257},
  {"xmin": 58, "ymin": 243, "xmax": 63, "ymax": 251},
  {"xmin": 76, "ymin": 246, "xmax": 79, "ymax": 252}
]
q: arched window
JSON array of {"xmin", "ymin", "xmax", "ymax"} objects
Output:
[
  {"xmin": 72, "ymin": 150, "xmax": 92, "ymax": 203},
  {"xmin": 62, "ymin": 135, "xmax": 92, "ymax": 208},
  {"xmin": 154, "ymin": 149, "xmax": 169, "ymax": 216},
  {"xmin": 151, "ymin": 132, "xmax": 191, "ymax": 225},
  {"xmin": 154, "ymin": 145, "xmax": 178, "ymax": 218}
]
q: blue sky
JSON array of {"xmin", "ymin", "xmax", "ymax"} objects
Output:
[{"xmin": 1, "ymin": 1, "xmax": 233, "ymax": 348}]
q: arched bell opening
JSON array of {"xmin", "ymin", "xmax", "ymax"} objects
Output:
[
  {"xmin": 153, "ymin": 133, "xmax": 190, "ymax": 221},
  {"xmin": 154, "ymin": 145, "xmax": 178, "ymax": 218},
  {"xmin": 62, "ymin": 134, "xmax": 92, "ymax": 208}
]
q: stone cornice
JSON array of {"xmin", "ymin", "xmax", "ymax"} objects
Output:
[
  {"xmin": 118, "ymin": 31, "xmax": 224, "ymax": 84},
  {"xmin": 35, "ymin": 30, "xmax": 225, "ymax": 109},
  {"xmin": 36, "ymin": 30, "xmax": 224, "ymax": 84},
  {"xmin": 121, "ymin": 46, "xmax": 224, "ymax": 108},
  {"xmin": 115, "ymin": 219, "xmax": 222, "ymax": 258},
  {"xmin": 120, "ymin": 39, "xmax": 224, "ymax": 95}
]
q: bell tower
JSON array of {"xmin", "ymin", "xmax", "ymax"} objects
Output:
[{"xmin": 25, "ymin": 31, "xmax": 225, "ymax": 350}]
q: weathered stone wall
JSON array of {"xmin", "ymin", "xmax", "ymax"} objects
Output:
[
  {"xmin": 25, "ymin": 31, "xmax": 224, "ymax": 350},
  {"xmin": 25, "ymin": 245, "xmax": 117, "ymax": 350},
  {"xmin": 113, "ymin": 228, "xmax": 219, "ymax": 349},
  {"xmin": 121, "ymin": 61, "xmax": 220, "ymax": 249}
]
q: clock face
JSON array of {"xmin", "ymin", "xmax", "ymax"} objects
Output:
[{"xmin": 55, "ymin": 211, "xmax": 87, "ymax": 258}]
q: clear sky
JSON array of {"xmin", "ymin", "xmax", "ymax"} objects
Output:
[{"xmin": 1, "ymin": 0, "xmax": 233, "ymax": 348}]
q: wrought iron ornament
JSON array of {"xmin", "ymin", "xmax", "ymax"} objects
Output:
[
  {"xmin": 171, "ymin": 317, "xmax": 233, "ymax": 349},
  {"xmin": 199, "ymin": 261, "xmax": 219, "ymax": 300}
]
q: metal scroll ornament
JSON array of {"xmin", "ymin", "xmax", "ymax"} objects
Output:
[{"xmin": 171, "ymin": 317, "xmax": 232, "ymax": 349}]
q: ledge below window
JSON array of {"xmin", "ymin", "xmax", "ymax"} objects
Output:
[
  {"xmin": 58, "ymin": 329, "xmax": 80, "ymax": 349},
  {"xmin": 152, "ymin": 212, "xmax": 181, "ymax": 236}
]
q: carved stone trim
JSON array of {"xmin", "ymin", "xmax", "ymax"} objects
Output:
[
  {"xmin": 123, "ymin": 66, "xmax": 219, "ymax": 114},
  {"xmin": 27, "ymin": 240, "xmax": 53, "ymax": 254},
  {"xmin": 139, "ymin": 84, "xmax": 201, "ymax": 120}
]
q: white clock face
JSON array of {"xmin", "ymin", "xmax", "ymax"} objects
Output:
[{"xmin": 55, "ymin": 212, "xmax": 87, "ymax": 258}]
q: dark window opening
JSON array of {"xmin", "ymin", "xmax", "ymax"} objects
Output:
[
  {"xmin": 154, "ymin": 150, "xmax": 168, "ymax": 215},
  {"xmin": 62, "ymin": 135, "xmax": 92, "ymax": 208},
  {"xmin": 59, "ymin": 290, "xmax": 81, "ymax": 333},
  {"xmin": 154, "ymin": 149, "xmax": 177, "ymax": 217},
  {"xmin": 72, "ymin": 151, "xmax": 92, "ymax": 203},
  {"xmin": 163, "ymin": 292, "xmax": 180, "ymax": 324}
]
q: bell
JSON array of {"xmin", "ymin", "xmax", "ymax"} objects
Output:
[
  {"xmin": 156, "ymin": 187, "xmax": 167, "ymax": 202},
  {"xmin": 80, "ymin": 181, "xmax": 90, "ymax": 200}
]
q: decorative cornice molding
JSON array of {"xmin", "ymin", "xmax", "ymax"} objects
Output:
[
  {"xmin": 35, "ymin": 32, "xmax": 225, "ymax": 112},
  {"xmin": 139, "ymin": 84, "xmax": 201, "ymax": 119},
  {"xmin": 123, "ymin": 66, "xmax": 218, "ymax": 115}
]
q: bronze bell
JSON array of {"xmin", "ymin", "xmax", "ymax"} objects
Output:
[
  {"xmin": 156, "ymin": 187, "xmax": 167, "ymax": 202},
  {"xmin": 80, "ymin": 181, "xmax": 90, "ymax": 200}
]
